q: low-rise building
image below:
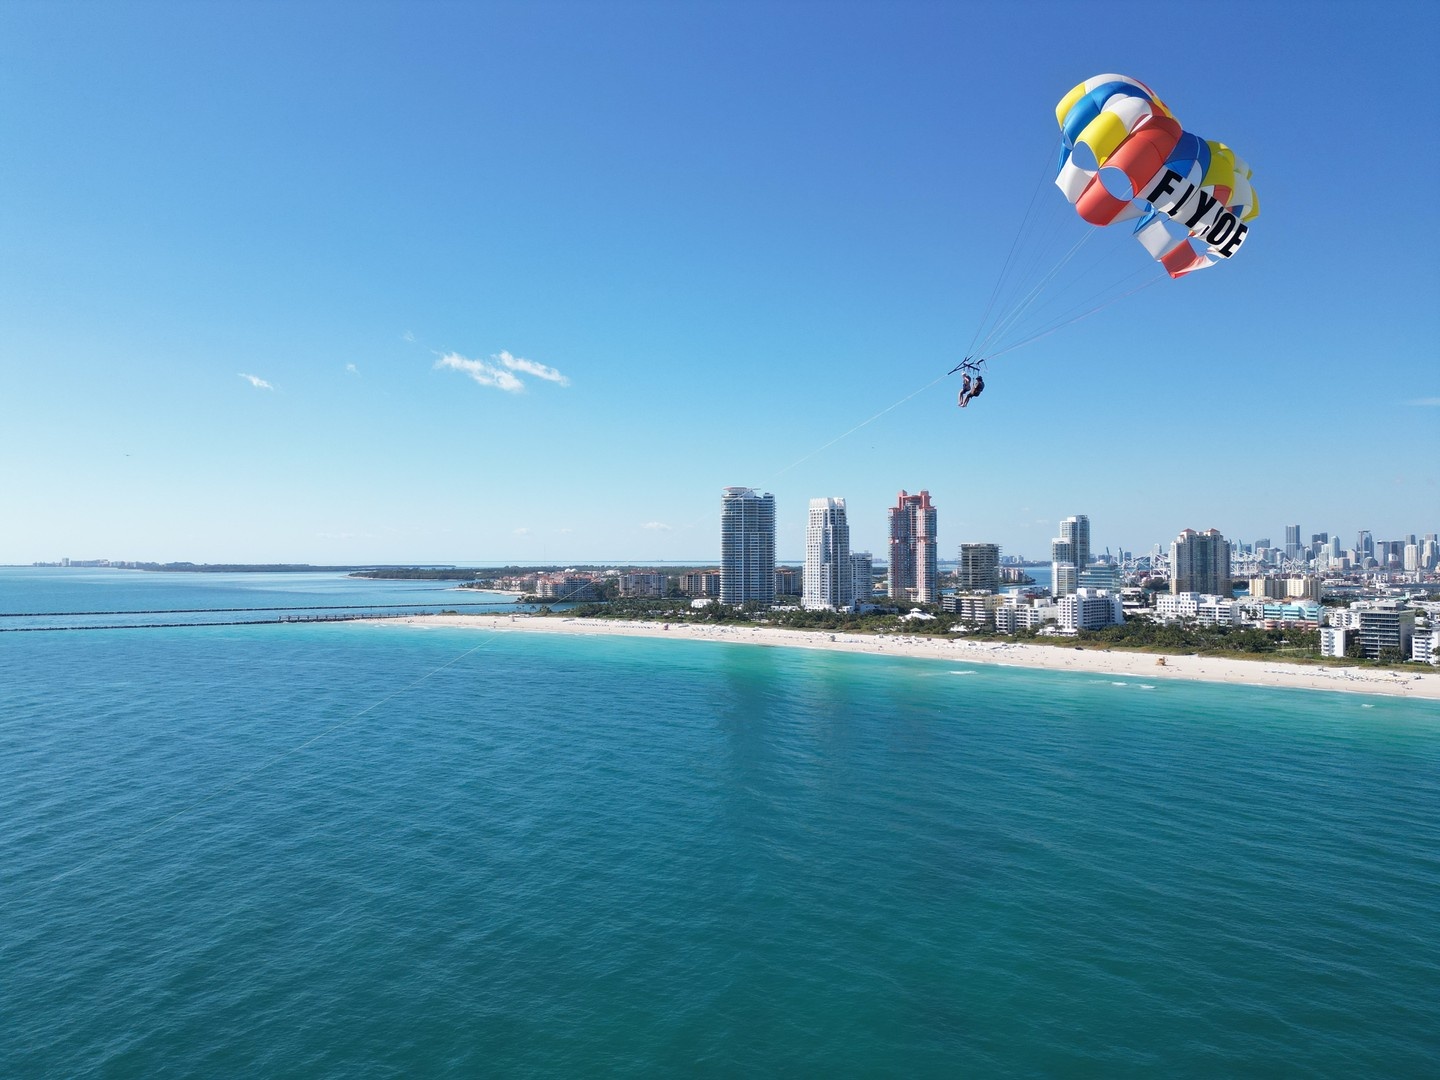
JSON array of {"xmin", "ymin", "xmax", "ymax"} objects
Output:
[
  {"xmin": 536, "ymin": 573, "xmax": 600, "ymax": 602},
  {"xmin": 1260, "ymin": 601, "xmax": 1322, "ymax": 630},
  {"xmin": 1155, "ymin": 592, "xmax": 1240, "ymax": 626},
  {"xmin": 1319, "ymin": 626, "xmax": 1347, "ymax": 658},
  {"xmin": 995, "ymin": 597, "xmax": 1058, "ymax": 633},
  {"xmin": 943, "ymin": 592, "xmax": 1005, "ymax": 626},
  {"xmin": 1057, "ymin": 588, "xmax": 1123, "ymax": 631},
  {"xmin": 1410, "ymin": 627, "xmax": 1438, "ymax": 664}
]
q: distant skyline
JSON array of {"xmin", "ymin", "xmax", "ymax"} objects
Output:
[{"xmin": 2, "ymin": 2, "xmax": 1435, "ymax": 565}]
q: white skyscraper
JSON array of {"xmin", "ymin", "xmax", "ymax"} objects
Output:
[
  {"xmin": 1051, "ymin": 514, "xmax": 1089, "ymax": 598},
  {"xmin": 850, "ymin": 551, "xmax": 875, "ymax": 605},
  {"xmin": 720, "ymin": 487, "xmax": 775, "ymax": 605},
  {"xmin": 803, "ymin": 498, "xmax": 853, "ymax": 611}
]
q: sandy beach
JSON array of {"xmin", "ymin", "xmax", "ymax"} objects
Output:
[{"xmin": 379, "ymin": 614, "xmax": 1440, "ymax": 701}]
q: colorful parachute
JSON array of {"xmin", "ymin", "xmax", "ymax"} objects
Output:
[{"xmin": 1054, "ymin": 74, "xmax": 1258, "ymax": 278}]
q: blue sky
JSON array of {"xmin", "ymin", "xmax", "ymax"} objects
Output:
[{"xmin": 3, "ymin": 1, "xmax": 1436, "ymax": 565}]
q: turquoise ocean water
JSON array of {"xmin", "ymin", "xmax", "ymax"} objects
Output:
[{"xmin": 3, "ymin": 569, "xmax": 1438, "ymax": 1077}]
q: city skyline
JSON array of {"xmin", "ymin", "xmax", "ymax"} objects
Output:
[{"xmin": 2, "ymin": 4, "xmax": 1436, "ymax": 565}]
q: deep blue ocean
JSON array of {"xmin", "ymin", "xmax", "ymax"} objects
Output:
[{"xmin": 3, "ymin": 568, "xmax": 1438, "ymax": 1077}]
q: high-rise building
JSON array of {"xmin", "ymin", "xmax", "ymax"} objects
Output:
[
  {"xmin": 887, "ymin": 490, "xmax": 938, "ymax": 603},
  {"xmin": 1171, "ymin": 528, "xmax": 1232, "ymax": 596},
  {"xmin": 803, "ymin": 498, "xmax": 853, "ymax": 611},
  {"xmin": 851, "ymin": 551, "xmax": 875, "ymax": 605},
  {"xmin": 719, "ymin": 487, "xmax": 775, "ymax": 605},
  {"xmin": 1061, "ymin": 515, "xmax": 1091, "ymax": 569},
  {"xmin": 1404, "ymin": 544, "xmax": 1420, "ymax": 572},
  {"xmin": 1357, "ymin": 530, "xmax": 1374, "ymax": 562},
  {"xmin": 1284, "ymin": 524, "xmax": 1301, "ymax": 561},
  {"xmin": 956, "ymin": 543, "xmax": 1001, "ymax": 592},
  {"xmin": 1050, "ymin": 513, "xmax": 1089, "ymax": 598}
]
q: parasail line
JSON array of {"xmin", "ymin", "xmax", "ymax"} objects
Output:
[{"xmin": 766, "ymin": 372, "xmax": 952, "ymax": 481}]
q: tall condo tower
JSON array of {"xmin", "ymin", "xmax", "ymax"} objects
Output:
[
  {"xmin": 1170, "ymin": 528, "xmax": 1232, "ymax": 595},
  {"xmin": 803, "ymin": 498, "xmax": 853, "ymax": 611},
  {"xmin": 719, "ymin": 487, "xmax": 775, "ymax": 605},
  {"xmin": 851, "ymin": 551, "xmax": 875, "ymax": 606},
  {"xmin": 1051, "ymin": 514, "xmax": 1089, "ymax": 598},
  {"xmin": 888, "ymin": 490, "xmax": 938, "ymax": 603},
  {"xmin": 957, "ymin": 543, "xmax": 1001, "ymax": 592}
]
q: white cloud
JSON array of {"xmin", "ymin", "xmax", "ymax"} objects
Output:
[
  {"xmin": 402, "ymin": 330, "xmax": 416, "ymax": 343},
  {"xmin": 434, "ymin": 349, "xmax": 569, "ymax": 393},
  {"xmin": 494, "ymin": 350, "xmax": 570, "ymax": 386},
  {"xmin": 239, "ymin": 373, "xmax": 273, "ymax": 390},
  {"xmin": 345, "ymin": 363, "xmax": 359, "ymax": 376},
  {"xmin": 436, "ymin": 352, "xmax": 523, "ymax": 392},
  {"xmin": 642, "ymin": 521, "xmax": 673, "ymax": 531},
  {"xmin": 513, "ymin": 527, "xmax": 530, "ymax": 536},
  {"xmin": 1406, "ymin": 397, "xmax": 1440, "ymax": 406}
]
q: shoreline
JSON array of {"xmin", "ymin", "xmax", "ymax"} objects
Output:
[{"xmin": 373, "ymin": 614, "xmax": 1440, "ymax": 701}]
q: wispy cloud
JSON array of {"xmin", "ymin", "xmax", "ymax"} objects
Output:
[
  {"xmin": 513, "ymin": 527, "xmax": 530, "ymax": 536},
  {"xmin": 435, "ymin": 350, "xmax": 569, "ymax": 393},
  {"xmin": 495, "ymin": 350, "xmax": 570, "ymax": 386},
  {"xmin": 642, "ymin": 521, "xmax": 672, "ymax": 531},
  {"xmin": 345, "ymin": 363, "xmax": 359, "ymax": 377},
  {"xmin": 239, "ymin": 373, "xmax": 273, "ymax": 390},
  {"xmin": 402, "ymin": 330, "xmax": 416, "ymax": 343},
  {"xmin": 1406, "ymin": 396, "xmax": 1440, "ymax": 406}
]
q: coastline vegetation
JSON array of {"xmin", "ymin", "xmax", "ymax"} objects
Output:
[{"xmin": 538, "ymin": 598, "xmax": 1415, "ymax": 668}]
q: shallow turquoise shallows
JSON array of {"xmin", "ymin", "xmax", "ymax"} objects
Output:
[{"xmin": 3, "ymin": 570, "xmax": 1438, "ymax": 1077}]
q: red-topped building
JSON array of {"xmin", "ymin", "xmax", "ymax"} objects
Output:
[{"xmin": 888, "ymin": 490, "xmax": 938, "ymax": 604}]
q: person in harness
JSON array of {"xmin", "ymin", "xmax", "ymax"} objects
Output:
[{"xmin": 957, "ymin": 373, "xmax": 985, "ymax": 407}]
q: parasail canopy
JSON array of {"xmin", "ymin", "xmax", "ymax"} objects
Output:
[{"xmin": 1054, "ymin": 74, "xmax": 1258, "ymax": 278}]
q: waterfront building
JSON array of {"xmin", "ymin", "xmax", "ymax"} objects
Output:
[
  {"xmin": 1320, "ymin": 626, "xmax": 1347, "ymax": 658},
  {"xmin": 720, "ymin": 487, "xmax": 776, "ymax": 606},
  {"xmin": 1155, "ymin": 592, "xmax": 1240, "ymax": 626},
  {"xmin": 942, "ymin": 592, "xmax": 1004, "ymax": 626},
  {"xmin": 956, "ymin": 543, "xmax": 1001, "ymax": 593},
  {"xmin": 850, "ymin": 551, "xmax": 875, "ymax": 604},
  {"xmin": 888, "ymin": 490, "xmax": 938, "ymax": 603},
  {"xmin": 803, "ymin": 498, "xmax": 854, "ymax": 611},
  {"xmin": 1057, "ymin": 588, "xmax": 1123, "ymax": 631},
  {"xmin": 1050, "ymin": 514, "xmax": 1089, "ymax": 598},
  {"xmin": 617, "ymin": 571, "xmax": 667, "ymax": 598},
  {"xmin": 536, "ymin": 573, "xmax": 600, "ymax": 602},
  {"xmin": 995, "ymin": 597, "xmax": 1058, "ymax": 633},
  {"xmin": 1412, "ymin": 628, "xmax": 1439, "ymax": 665},
  {"xmin": 680, "ymin": 570, "xmax": 720, "ymax": 597},
  {"xmin": 1354, "ymin": 601, "xmax": 1415, "ymax": 659},
  {"xmin": 1171, "ymin": 528, "xmax": 1232, "ymax": 596}
]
